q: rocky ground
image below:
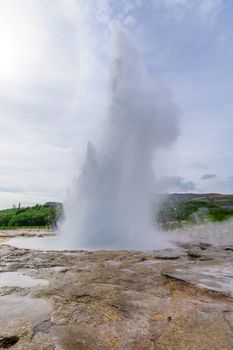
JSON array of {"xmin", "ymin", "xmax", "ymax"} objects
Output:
[{"xmin": 0, "ymin": 240, "xmax": 233, "ymax": 349}]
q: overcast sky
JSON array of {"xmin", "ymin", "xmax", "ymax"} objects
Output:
[{"xmin": 0, "ymin": 0, "xmax": 233, "ymax": 209}]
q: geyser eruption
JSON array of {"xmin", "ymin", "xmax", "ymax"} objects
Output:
[{"xmin": 60, "ymin": 32, "xmax": 179, "ymax": 249}]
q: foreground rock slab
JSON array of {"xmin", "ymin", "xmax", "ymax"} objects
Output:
[{"xmin": 0, "ymin": 243, "xmax": 233, "ymax": 349}]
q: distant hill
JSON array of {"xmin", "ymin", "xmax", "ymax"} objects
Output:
[
  {"xmin": 168, "ymin": 193, "xmax": 233, "ymax": 208},
  {"xmin": 159, "ymin": 193, "xmax": 233, "ymax": 229}
]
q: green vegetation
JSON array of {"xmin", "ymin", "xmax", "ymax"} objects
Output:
[
  {"xmin": 208, "ymin": 207, "xmax": 233, "ymax": 222},
  {"xmin": 0, "ymin": 203, "xmax": 63, "ymax": 229},
  {"xmin": 157, "ymin": 199, "xmax": 233, "ymax": 229},
  {"xmin": 1, "ymin": 194, "xmax": 233, "ymax": 231}
]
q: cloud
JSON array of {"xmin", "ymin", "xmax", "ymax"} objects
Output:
[
  {"xmin": 0, "ymin": 0, "xmax": 232, "ymax": 210},
  {"xmin": 162, "ymin": 176, "xmax": 197, "ymax": 192},
  {"xmin": 158, "ymin": 0, "xmax": 224, "ymax": 24},
  {"xmin": 0, "ymin": 186, "xmax": 24, "ymax": 194},
  {"xmin": 0, "ymin": 0, "xmax": 55, "ymax": 99},
  {"xmin": 201, "ymin": 173, "xmax": 217, "ymax": 180},
  {"xmin": 198, "ymin": 0, "xmax": 223, "ymax": 22}
]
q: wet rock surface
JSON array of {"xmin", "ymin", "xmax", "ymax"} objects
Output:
[{"xmin": 0, "ymin": 243, "xmax": 233, "ymax": 349}]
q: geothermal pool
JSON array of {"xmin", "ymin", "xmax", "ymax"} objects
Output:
[{"xmin": 3, "ymin": 219, "xmax": 233, "ymax": 251}]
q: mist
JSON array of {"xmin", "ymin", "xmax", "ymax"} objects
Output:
[
  {"xmin": 169, "ymin": 220, "xmax": 233, "ymax": 247},
  {"xmin": 59, "ymin": 31, "xmax": 179, "ymax": 250}
]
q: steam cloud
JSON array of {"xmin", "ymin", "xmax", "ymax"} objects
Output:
[{"xmin": 59, "ymin": 31, "xmax": 179, "ymax": 249}]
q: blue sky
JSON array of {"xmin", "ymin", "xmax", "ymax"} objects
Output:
[{"xmin": 0, "ymin": 0, "xmax": 232, "ymax": 209}]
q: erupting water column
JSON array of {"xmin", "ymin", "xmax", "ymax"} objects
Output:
[{"xmin": 60, "ymin": 31, "xmax": 179, "ymax": 249}]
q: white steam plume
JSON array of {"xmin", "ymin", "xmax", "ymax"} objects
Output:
[{"xmin": 59, "ymin": 31, "xmax": 179, "ymax": 250}]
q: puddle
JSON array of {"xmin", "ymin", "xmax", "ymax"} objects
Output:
[
  {"xmin": 193, "ymin": 264, "xmax": 233, "ymax": 295},
  {"xmin": 7, "ymin": 236, "xmax": 175, "ymax": 251},
  {"xmin": 7, "ymin": 236, "xmax": 58, "ymax": 250},
  {"xmin": 0, "ymin": 295, "xmax": 52, "ymax": 326},
  {"xmin": 0, "ymin": 272, "xmax": 48, "ymax": 288},
  {"xmin": 165, "ymin": 263, "xmax": 233, "ymax": 297},
  {"xmin": 7, "ymin": 236, "xmax": 84, "ymax": 251}
]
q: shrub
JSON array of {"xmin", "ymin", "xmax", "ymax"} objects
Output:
[{"xmin": 0, "ymin": 204, "xmax": 63, "ymax": 228}]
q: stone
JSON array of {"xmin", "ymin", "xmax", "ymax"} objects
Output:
[{"xmin": 0, "ymin": 242, "xmax": 232, "ymax": 349}]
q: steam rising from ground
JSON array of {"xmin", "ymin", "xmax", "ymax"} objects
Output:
[
  {"xmin": 168, "ymin": 220, "xmax": 233, "ymax": 246},
  {"xmin": 59, "ymin": 32, "xmax": 179, "ymax": 249}
]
